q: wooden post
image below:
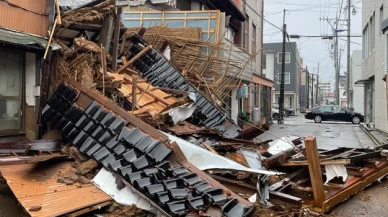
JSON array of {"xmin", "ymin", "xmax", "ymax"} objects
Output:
[
  {"xmin": 305, "ymin": 136, "xmax": 325, "ymax": 208},
  {"xmin": 116, "ymin": 45, "xmax": 152, "ymax": 74},
  {"xmin": 132, "ymin": 75, "xmax": 137, "ymax": 109},
  {"xmin": 112, "ymin": 7, "xmax": 122, "ymax": 71},
  {"xmin": 98, "ymin": 15, "xmax": 114, "ymax": 53}
]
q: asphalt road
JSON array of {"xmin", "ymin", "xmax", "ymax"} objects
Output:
[{"xmin": 256, "ymin": 114, "xmax": 367, "ymax": 150}]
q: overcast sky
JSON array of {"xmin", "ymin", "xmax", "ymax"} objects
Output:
[{"xmin": 263, "ymin": 0, "xmax": 362, "ymax": 83}]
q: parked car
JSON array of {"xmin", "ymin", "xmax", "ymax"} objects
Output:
[
  {"xmin": 305, "ymin": 105, "xmax": 364, "ymax": 124},
  {"xmin": 272, "ymin": 108, "xmax": 280, "ymax": 120},
  {"xmin": 273, "ymin": 104, "xmax": 295, "ymax": 117}
]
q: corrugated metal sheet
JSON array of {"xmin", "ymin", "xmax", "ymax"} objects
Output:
[
  {"xmin": 0, "ymin": 161, "xmax": 111, "ymax": 217},
  {"xmin": 0, "ymin": 0, "xmax": 48, "ymax": 36},
  {"xmin": 0, "ymin": 27, "xmax": 60, "ymax": 50}
]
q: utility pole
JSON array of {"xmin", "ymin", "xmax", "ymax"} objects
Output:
[
  {"xmin": 335, "ymin": 28, "xmax": 340, "ymax": 105},
  {"xmin": 346, "ymin": 0, "xmax": 351, "ymax": 108},
  {"xmin": 306, "ymin": 66, "xmax": 309, "ymax": 109},
  {"xmin": 279, "ymin": 9, "xmax": 286, "ymax": 124},
  {"xmin": 316, "ymin": 63, "xmax": 319, "ymax": 106},
  {"xmin": 311, "ymin": 72, "xmax": 314, "ymax": 107}
]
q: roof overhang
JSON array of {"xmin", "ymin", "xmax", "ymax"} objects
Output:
[
  {"xmin": 0, "ymin": 27, "xmax": 60, "ymax": 51},
  {"xmin": 382, "ymin": 18, "xmax": 388, "ymax": 33},
  {"xmin": 354, "ymin": 78, "xmax": 371, "ymax": 85},
  {"xmin": 207, "ymin": 0, "xmax": 246, "ymax": 22}
]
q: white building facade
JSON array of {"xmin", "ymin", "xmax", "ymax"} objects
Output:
[{"xmin": 361, "ymin": 0, "xmax": 388, "ymax": 130}]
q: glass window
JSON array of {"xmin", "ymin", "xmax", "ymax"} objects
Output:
[
  {"xmin": 335, "ymin": 106, "xmax": 347, "ymax": 112},
  {"xmin": 277, "ymin": 73, "xmax": 291, "ymax": 84},
  {"xmin": 320, "ymin": 106, "xmax": 333, "ymax": 112},
  {"xmin": 277, "ymin": 52, "xmax": 290, "ymax": 64},
  {"xmin": 263, "ymin": 54, "xmax": 267, "ymax": 69},
  {"xmin": 0, "ymin": 50, "xmax": 22, "ymax": 132}
]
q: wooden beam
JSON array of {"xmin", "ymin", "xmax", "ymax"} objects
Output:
[
  {"xmin": 68, "ymin": 201, "xmax": 113, "ymax": 217},
  {"xmin": 125, "ymin": 77, "xmax": 170, "ymax": 106},
  {"xmin": 281, "ymin": 159, "xmax": 351, "ymax": 166},
  {"xmin": 112, "ymin": 7, "xmax": 122, "ymax": 71},
  {"xmin": 116, "ymin": 45, "xmax": 152, "ymax": 74},
  {"xmin": 202, "ymin": 142, "xmax": 218, "ymax": 155},
  {"xmin": 44, "ymin": 18, "xmax": 58, "ymax": 60},
  {"xmin": 55, "ymin": 0, "xmax": 62, "ymax": 25},
  {"xmin": 23, "ymin": 144, "xmax": 31, "ymax": 156},
  {"xmin": 305, "ymin": 136, "xmax": 325, "ymax": 209},
  {"xmin": 132, "ymin": 75, "xmax": 137, "ymax": 109},
  {"xmin": 98, "ymin": 15, "xmax": 114, "ymax": 53}
]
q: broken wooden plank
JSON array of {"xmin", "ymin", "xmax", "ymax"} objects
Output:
[
  {"xmin": 305, "ymin": 136, "xmax": 325, "ymax": 209},
  {"xmin": 23, "ymin": 144, "xmax": 32, "ymax": 156},
  {"xmin": 116, "ymin": 45, "xmax": 152, "ymax": 74},
  {"xmin": 262, "ymin": 148, "xmax": 295, "ymax": 169},
  {"xmin": 68, "ymin": 201, "xmax": 113, "ymax": 217},
  {"xmin": 132, "ymin": 75, "xmax": 137, "ymax": 109},
  {"xmin": 55, "ymin": 0, "xmax": 62, "ymax": 25},
  {"xmin": 203, "ymin": 142, "xmax": 218, "ymax": 155},
  {"xmin": 282, "ymin": 159, "xmax": 351, "ymax": 166}
]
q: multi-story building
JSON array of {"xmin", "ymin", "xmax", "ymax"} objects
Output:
[
  {"xmin": 263, "ymin": 42, "xmax": 300, "ymax": 111},
  {"xmin": 360, "ymin": 0, "xmax": 388, "ymax": 130},
  {"xmin": 0, "ymin": 0, "xmax": 55, "ymax": 139},
  {"xmin": 319, "ymin": 81, "xmax": 331, "ymax": 95}
]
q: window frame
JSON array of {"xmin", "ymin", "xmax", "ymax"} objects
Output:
[
  {"xmin": 277, "ymin": 52, "xmax": 291, "ymax": 64},
  {"xmin": 277, "ymin": 72, "xmax": 291, "ymax": 84}
]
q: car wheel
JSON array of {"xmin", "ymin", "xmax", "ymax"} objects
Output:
[
  {"xmin": 285, "ymin": 112, "xmax": 290, "ymax": 117},
  {"xmin": 352, "ymin": 116, "xmax": 361, "ymax": 124},
  {"xmin": 314, "ymin": 115, "xmax": 322, "ymax": 123},
  {"xmin": 273, "ymin": 113, "xmax": 279, "ymax": 120}
]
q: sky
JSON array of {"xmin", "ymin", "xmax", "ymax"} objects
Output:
[{"xmin": 263, "ymin": 0, "xmax": 362, "ymax": 84}]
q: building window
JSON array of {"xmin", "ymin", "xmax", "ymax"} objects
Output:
[
  {"xmin": 263, "ymin": 54, "xmax": 267, "ymax": 69},
  {"xmin": 277, "ymin": 52, "xmax": 290, "ymax": 64},
  {"xmin": 363, "ymin": 24, "xmax": 368, "ymax": 59},
  {"xmin": 252, "ymin": 23, "xmax": 256, "ymax": 58},
  {"xmin": 381, "ymin": 5, "xmax": 384, "ymax": 34},
  {"xmin": 371, "ymin": 12, "xmax": 375, "ymax": 50},
  {"xmin": 277, "ymin": 72, "xmax": 291, "ymax": 84}
]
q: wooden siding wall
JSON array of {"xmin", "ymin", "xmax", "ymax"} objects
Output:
[{"xmin": 0, "ymin": 0, "xmax": 48, "ymax": 36}]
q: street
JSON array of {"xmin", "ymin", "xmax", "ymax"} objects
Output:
[
  {"xmin": 257, "ymin": 113, "xmax": 388, "ymax": 216},
  {"xmin": 256, "ymin": 114, "xmax": 375, "ymax": 150}
]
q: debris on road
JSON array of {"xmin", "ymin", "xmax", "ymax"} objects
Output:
[{"xmin": 0, "ymin": 1, "xmax": 388, "ymax": 217}]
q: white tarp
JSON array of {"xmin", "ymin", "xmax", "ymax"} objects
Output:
[
  {"xmin": 168, "ymin": 92, "xmax": 196, "ymax": 124},
  {"xmin": 92, "ymin": 168, "xmax": 156, "ymax": 213},
  {"xmin": 163, "ymin": 132, "xmax": 283, "ymax": 175}
]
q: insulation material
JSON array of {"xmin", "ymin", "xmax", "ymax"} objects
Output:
[
  {"xmin": 164, "ymin": 132, "xmax": 283, "ymax": 176},
  {"xmin": 325, "ymin": 164, "xmax": 348, "ymax": 184},
  {"xmin": 92, "ymin": 168, "xmax": 156, "ymax": 213}
]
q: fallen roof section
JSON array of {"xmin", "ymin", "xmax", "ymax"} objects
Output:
[
  {"xmin": 41, "ymin": 78, "xmax": 255, "ymax": 216},
  {"xmin": 127, "ymin": 34, "xmax": 241, "ymax": 138},
  {"xmin": 0, "ymin": 161, "xmax": 111, "ymax": 217}
]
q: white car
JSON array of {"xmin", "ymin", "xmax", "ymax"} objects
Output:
[{"xmin": 272, "ymin": 108, "xmax": 280, "ymax": 120}]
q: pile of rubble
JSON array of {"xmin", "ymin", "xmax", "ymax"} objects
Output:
[{"xmin": 1, "ymin": 1, "xmax": 388, "ymax": 217}]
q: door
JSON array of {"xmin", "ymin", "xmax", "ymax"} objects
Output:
[
  {"xmin": 0, "ymin": 50, "xmax": 22, "ymax": 135},
  {"xmin": 320, "ymin": 106, "xmax": 334, "ymax": 120},
  {"xmin": 334, "ymin": 106, "xmax": 349, "ymax": 122}
]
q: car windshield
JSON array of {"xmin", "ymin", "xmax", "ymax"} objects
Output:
[{"xmin": 273, "ymin": 104, "xmax": 279, "ymax": 109}]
